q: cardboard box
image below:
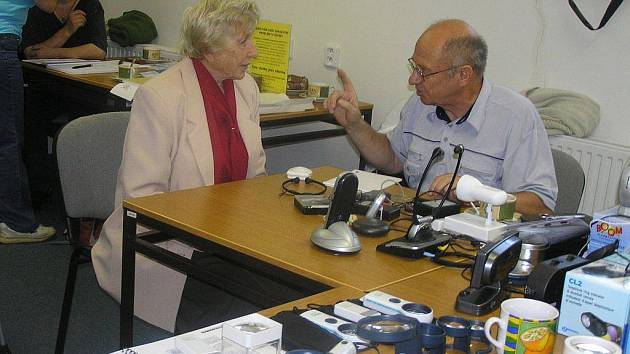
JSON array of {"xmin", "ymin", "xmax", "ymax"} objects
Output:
[
  {"xmin": 557, "ymin": 254, "xmax": 630, "ymax": 352},
  {"xmin": 587, "ymin": 207, "xmax": 630, "ymax": 255}
]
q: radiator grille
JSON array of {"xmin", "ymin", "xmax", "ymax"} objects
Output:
[{"xmin": 549, "ymin": 135, "xmax": 630, "ymax": 215}]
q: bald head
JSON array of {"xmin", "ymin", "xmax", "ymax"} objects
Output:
[
  {"xmin": 424, "ymin": 19, "xmax": 478, "ymax": 40},
  {"xmin": 417, "ymin": 19, "xmax": 487, "ymax": 77}
]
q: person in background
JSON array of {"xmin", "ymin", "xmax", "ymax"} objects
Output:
[
  {"xmin": 19, "ymin": 0, "xmax": 106, "ymax": 59},
  {"xmin": 326, "ymin": 19, "xmax": 557, "ymax": 216},
  {"xmin": 92, "ymin": 0, "xmax": 302, "ymax": 334},
  {"xmin": 18, "ymin": 0, "xmax": 105, "ymax": 204},
  {"xmin": 0, "ymin": 0, "xmax": 58, "ymax": 244}
]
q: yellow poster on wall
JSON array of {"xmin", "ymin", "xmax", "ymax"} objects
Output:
[{"xmin": 248, "ymin": 20, "xmax": 291, "ymax": 93}]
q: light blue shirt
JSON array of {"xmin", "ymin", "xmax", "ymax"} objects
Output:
[
  {"xmin": 0, "ymin": 0, "xmax": 35, "ymax": 37},
  {"xmin": 389, "ymin": 79, "xmax": 558, "ymax": 210}
]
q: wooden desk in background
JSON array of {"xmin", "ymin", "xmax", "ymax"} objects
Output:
[
  {"xmin": 22, "ymin": 62, "xmax": 373, "ymax": 169},
  {"xmin": 119, "ymin": 166, "xmax": 438, "ymax": 347}
]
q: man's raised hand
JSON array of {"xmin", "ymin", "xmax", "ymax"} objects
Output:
[{"xmin": 324, "ymin": 69, "xmax": 362, "ymax": 129}]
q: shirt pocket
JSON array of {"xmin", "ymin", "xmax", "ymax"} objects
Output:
[
  {"xmin": 459, "ymin": 152, "xmax": 502, "ymax": 188},
  {"xmin": 403, "ymin": 139, "xmax": 437, "ymax": 188}
]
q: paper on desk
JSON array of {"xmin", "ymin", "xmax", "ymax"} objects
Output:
[
  {"xmin": 109, "ymin": 324, "xmax": 222, "ymax": 353},
  {"xmin": 110, "ymin": 81, "xmax": 141, "ymax": 101},
  {"xmin": 48, "ymin": 60, "xmax": 119, "ymax": 74},
  {"xmin": 324, "ymin": 169, "xmax": 402, "ymax": 192},
  {"xmin": 259, "ymin": 93, "xmax": 314, "ymax": 114},
  {"xmin": 22, "ymin": 58, "xmax": 101, "ymax": 66}
]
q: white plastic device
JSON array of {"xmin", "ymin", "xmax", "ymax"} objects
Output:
[
  {"xmin": 434, "ymin": 213, "xmax": 507, "ymax": 242},
  {"xmin": 432, "ymin": 174, "xmax": 509, "ymax": 242},
  {"xmin": 299, "ymin": 309, "xmax": 367, "ymax": 344},
  {"xmin": 456, "ymin": 175, "xmax": 508, "ymax": 206},
  {"xmin": 361, "ymin": 290, "xmax": 433, "ymax": 323},
  {"xmin": 334, "ymin": 301, "xmax": 381, "ymax": 323},
  {"xmin": 287, "ymin": 166, "xmax": 313, "ymax": 180},
  {"xmin": 329, "ymin": 340, "xmax": 357, "ymax": 354}
]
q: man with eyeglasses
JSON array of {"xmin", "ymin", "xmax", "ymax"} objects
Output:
[{"xmin": 325, "ymin": 19, "xmax": 557, "ymax": 215}]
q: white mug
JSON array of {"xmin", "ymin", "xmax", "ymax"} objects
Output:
[
  {"xmin": 484, "ymin": 298, "xmax": 559, "ymax": 354},
  {"xmin": 563, "ymin": 335, "xmax": 622, "ymax": 354}
]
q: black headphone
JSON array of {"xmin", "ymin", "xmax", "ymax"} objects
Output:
[{"xmin": 281, "ymin": 177, "xmax": 327, "ymax": 196}]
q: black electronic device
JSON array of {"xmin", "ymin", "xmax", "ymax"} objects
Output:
[
  {"xmin": 325, "ymin": 173, "xmax": 358, "ymax": 228},
  {"xmin": 294, "ymin": 195, "xmax": 331, "ymax": 215},
  {"xmin": 455, "ymin": 232, "xmax": 522, "ymax": 315},
  {"xmin": 377, "ymin": 145, "xmax": 464, "ymax": 259},
  {"xmin": 514, "ymin": 216, "xmax": 590, "ymax": 260},
  {"xmin": 585, "ymin": 239, "xmax": 619, "ymax": 261},
  {"xmin": 413, "ymin": 199, "xmax": 460, "ymax": 219},
  {"xmin": 524, "ymin": 240, "xmax": 620, "ymax": 306},
  {"xmin": 410, "ymin": 147, "xmax": 444, "ymax": 216},
  {"xmin": 310, "ymin": 173, "xmax": 361, "ymax": 253},
  {"xmin": 524, "ymin": 254, "xmax": 590, "ymax": 306},
  {"xmin": 352, "ymin": 192, "xmax": 390, "ymax": 236},
  {"xmin": 294, "ymin": 194, "xmax": 401, "ymax": 220}
]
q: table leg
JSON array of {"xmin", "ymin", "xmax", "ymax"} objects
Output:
[{"xmin": 120, "ymin": 208, "xmax": 137, "ymax": 349}]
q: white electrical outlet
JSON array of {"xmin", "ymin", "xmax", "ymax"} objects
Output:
[{"xmin": 325, "ymin": 44, "xmax": 341, "ymax": 68}]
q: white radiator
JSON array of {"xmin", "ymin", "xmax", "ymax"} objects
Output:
[{"xmin": 549, "ymin": 135, "xmax": 630, "ymax": 215}]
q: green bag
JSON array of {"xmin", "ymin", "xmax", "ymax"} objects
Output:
[{"xmin": 107, "ymin": 10, "xmax": 158, "ymax": 47}]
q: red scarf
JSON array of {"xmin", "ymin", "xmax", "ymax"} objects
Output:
[{"xmin": 193, "ymin": 59, "xmax": 248, "ymax": 184}]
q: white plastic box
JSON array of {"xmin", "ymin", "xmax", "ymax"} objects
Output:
[{"xmin": 221, "ymin": 313, "xmax": 282, "ymax": 354}]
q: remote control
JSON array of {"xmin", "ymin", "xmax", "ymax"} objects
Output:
[
  {"xmin": 300, "ymin": 309, "xmax": 368, "ymax": 344},
  {"xmin": 329, "ymin": 340, "xmax": 357, "ymax": 354},
  {"xmin": 334, "ymin": 301, "xmax": 381, "ymax": 323},
  {"xmin": 362, "ymin": 290, "xmax": 433, "ymax": 323}
]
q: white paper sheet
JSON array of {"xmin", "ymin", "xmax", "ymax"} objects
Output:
[
  {"xmin": 47, "ymin": 60, "xmax": 119, "ymax": 74},
  {"xmin": 110, "ymin": 82, "xmax": 141, "ymax": 101}
]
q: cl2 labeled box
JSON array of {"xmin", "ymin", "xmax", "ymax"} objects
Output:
[{"xmin": 557, "ymin": 253, "xmax": 630, "ymax": 352}]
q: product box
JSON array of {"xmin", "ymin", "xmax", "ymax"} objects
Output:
[
  {"xmin": 557, "ymin": 254, "xmax": 630, "ymax": 352},
  {"xmin": 587, "ymin": 207, "xmax": 630, "ymax": 255}
]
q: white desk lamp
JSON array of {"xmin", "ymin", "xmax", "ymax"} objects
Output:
[
  {"xmin": 456, "ymin": 175, "xmax": 508, "ymax": 225},
  {"xmin": 432, "ymin": 175, "xmax": 509, "ymax": 242}
]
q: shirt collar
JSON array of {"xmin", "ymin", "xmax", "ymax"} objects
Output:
[{"xmin": 431, "ymin": 78, "xmax": 491, "ymax": 133}]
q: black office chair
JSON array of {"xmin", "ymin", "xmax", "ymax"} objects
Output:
[
  {"xmin": 54, "ymin": 112, "xmax": 130, "ymax": 354},
  {"xmin": 551, "ymin": 149, "xmax": 586, "ymax": 214}
]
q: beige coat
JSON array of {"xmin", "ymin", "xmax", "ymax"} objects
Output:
[{"xmin": 91, "ymin": 58, "xmax": 266, "ymax": 332}]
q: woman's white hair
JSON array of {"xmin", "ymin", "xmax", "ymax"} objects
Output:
[{"xmin": 180, "ymin": 0, "xmax": 260, "ymax": 58}]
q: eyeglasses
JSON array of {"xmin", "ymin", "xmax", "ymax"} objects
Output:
[{"xmin": 408, "ymin": 58, "xmax": 459, "ymax": 81}]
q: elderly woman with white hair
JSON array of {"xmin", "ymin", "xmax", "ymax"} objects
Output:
[{"xmin": 92, "ymin": 0, "xmax": 294, "ymax": 333}]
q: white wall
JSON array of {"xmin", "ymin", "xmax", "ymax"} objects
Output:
[{"xmin": 100, "ymin": 0, "xmax": 630, "ymax": 146}]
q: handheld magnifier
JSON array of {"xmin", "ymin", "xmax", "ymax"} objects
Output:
[
  {"xmin": 357, "ymin": 314, "xmax": 445, "ymax": 354},
  {"xmin": 437, "ymin": 316, "xmax": 472, "ymax": 354}
]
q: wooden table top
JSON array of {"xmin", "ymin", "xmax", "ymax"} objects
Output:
[{"xmin": 123, "ymin": 166, "xmax": 438, "ymax": 291}]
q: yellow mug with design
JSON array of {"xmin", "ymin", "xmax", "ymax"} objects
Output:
[{"xmin": 485, "ymin": 298, "xmax": 559, "ymax": 354}]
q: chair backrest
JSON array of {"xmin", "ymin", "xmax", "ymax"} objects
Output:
[
  {"xmin": 56, "ymin": 112, "xmax": 130, "ymax": 220},
  {"xmin": 551, "ymin": 149, "xmax": 586, "ymax": 214}
]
